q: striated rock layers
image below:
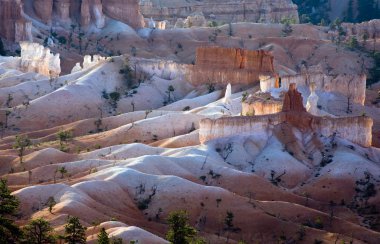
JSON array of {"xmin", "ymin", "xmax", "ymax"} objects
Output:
[
  {"xmin": 139, "ymin": 0, "xmax": 299, "ymax": 26},
  {"xmin": 25, "ymin": 0, "xmax": 144, "ymax": 29},
  {"xmin": 200, "ymin": 84, "xmax": 373, "ymax": 147},
  {"xmin": 186, "ymin": 47, "xmax": 275, "ymax": 86},
  {"xmin": 242, "ymin": 93, "xmax": 282, "ymax": 116},
  {"xmin": 341, "ymin": 19, "xmax": 380, "ymax": 42},
  {"xmin": 0, "ymin": 0, "xmax": 32, "ymax": 42},
  {"xmin": 266, "ymin": 73, "xmax": 366, "ymax": 105},
  {"xmin": 20, "ymin": 42, "xmax": 61, "ymax": 77},
  {"xmin": 103, "ymin": 0, "xmax": 145, "ymax": 29}
]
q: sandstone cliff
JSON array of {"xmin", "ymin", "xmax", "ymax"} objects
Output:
[
  {"xmin": 200, "ymin": 85, "xmax": 373, "ymax": 147},
  {"xmin": 200, "ymin": 111, "xmax": 373, "ymax": 148},
  {"xmin": 21, "ymin": 0, "xmax": 144, "ymax": 30},
  {"xmin": 103, "ymin": 0, "xmax": 145, "ymax": 29},
  {"xmin": 242, "ymin": 93, "xmax": 282, "ymax": 116},
  {"xmin": 186, "ymin": 47, "xmax": 275, "ymax": 86},
  {"xmin": 267, "ymin": 73, "xmax": 366, "ymax": 105},
  {"xmin": 140, "ymin": 0, "xmax": 299, "ymax": 26},
  {"xmin": 0, "ymin": 0, "xmax": 32, "ymax": 42}
]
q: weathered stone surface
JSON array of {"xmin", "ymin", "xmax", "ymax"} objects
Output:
[
  {"xmin": 17, "ymin": 0, "xmax": 143, "ymax": 34},
  {"xmin": 186, "ymin": 47, "xmax": 275, "ymax": 86},
  {"xmin": 282, "ymin": 83, "xmax": 306, "ymax": 112},
  {"xmin": 174, "ymin": 12, "xmax": 208, "ymax": 28},
  {"xmin": 306, "ymin": 82, "xmax": 319, "ymax": 116},
  {"xmin": 140, "ymin": 0, "xmax": 299, "ymax": 26},
  {"xmin": 200, "ymin": 84, "xmax": 373, "ymax": 147},
  {"xmin": 20, "ymin": 42, "xmax": 61, "ymax": 77},
  {"xmin": 200, "ymin": 112, "xmax": 373, "ymax": 147},
  {"xmin": 269, "ymin": 73, "xmax": 366, "ymax": 105},
  {"xmin": 33, "ymin": 0, "xmax": 53, "ymax": 24},
  {"xmin": 242, "ymin": 93, "xmax": 282, "ymax": 116},
  {"xmin": 103, "ymin": 0, "xmax": 145, "ymax": 29},
  {"xmin": 0, "ymin": 0, "xmax": 32, "ymax": 42}
]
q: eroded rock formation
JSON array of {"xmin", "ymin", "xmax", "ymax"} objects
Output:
[
  {"xmin": 186, "ymin": 47, "xmax": 275, "ymax": 86},
  {"xmin": 269, "ymin": 73, "xmax": 366, "ymax": 105},
  {"xmin": 242, "ymin": 93, "xmax": 282, "ymax": 116},
  {"xmin": 0, "ymin": 0, "xmax": 32, "ymax": 42},
  {"xmin": 282, "ymin": 83, "xmax": 306, "ymax": 112},
  {"xmin": 306, "ymin": 82, "xmax": 319, "ymax": 116},
  {"xmin": 139, "ymin": 0, "xmax": 299, "ymax": 26},
  {"xmin": 102, "ymin": 0, "xmax": 145, "ymax": 29},
  {"xmin": 22, "ymin": 0, "xmax": 144, "ymax": 30},
  {"xmin": 20, "ymin": 42, "xmax": 61, "ymax": 77},
  {"xmin": 342, "ymin": 19, "xmax": 380, "ymax": 42},
  {"xmin": 174, "ymin": 12, "xmax": 208, "ymax": 28},
  {"xmin": 200, "ymin": 84, "xmax": 373, "ymax": 147}
]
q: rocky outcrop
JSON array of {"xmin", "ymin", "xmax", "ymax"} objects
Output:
[
  {"xmin": 23, "ymin": 0, "xmax": 143, "ymax": 30},
  {"xmin": 186, "ymin": 47, "xmax": 275, "ymax": 86},
  {"xmin": 306, "ymin": 82, "xmax": 319, "ymax": 116},
  {"xmin": 174, "ymin": 12, "xmax": 208, "ymax": 28},
  {"xmin": 200, "ymin": 112, "xmax": 373, "ymax": 147},
  {"xmin": 19, "ymin": 42, "xmax": 61, "ymax": 77},
  {"xmin": 200, "ymin": 85, "xmax": 373, "ymax": 147},
  {"xmin": 139, "ymin": 0, "xmax": 299, "ymax": 26},
  {"xmin": 282, "ymin": 83, "xmax": 306, "ymax": 112},
  {"xmin": 242, "ymin": 93, "xmax": 282, "ymax": 116},
  {"xmin": 272, "ymin": 73, "xmax": 366, "ymax": 105},
  {"xmin": 0, "ymin": 0, "xmax": 32, "ymax": 42},
  {"xmin": 102, "ymin": 0, "xmax": 145, "ymax": 29},
  {"xmin": 33, "ymin": 0, "xmax": 53, "ymax": 24},
  {"xmin": 342, "ymin": 19, "xmax": 380, "ymax": 40}
]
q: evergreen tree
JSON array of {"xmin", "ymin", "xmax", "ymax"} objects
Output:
[
  {"xmin": 64, "ymin": 216, "xmax": 87, "ymax": 244},
  {"xmin": 166, "ymin": 210, "xmax": 197, "ymax": 244},
  {"xmin": 0, "ymin": 179, "xmax": 22, "ymax": 243},
  {"xmin": 22, "ymin": 218, "xmax": 55, "ymax": 244},
  {"xmin": 97, "ymin": 228, "xmax": 109, "ymax": 244},
  {"xmin": 13, "ymin": 135, "xmax": 32, "ymax": 164}
]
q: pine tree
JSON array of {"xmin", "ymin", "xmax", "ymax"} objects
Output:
[
  {"xmin": 64, "ymin": 216, "xmax": 87, "ymax": 244},
  {"xmin": 97, "ymin": 228, "xmax": 109, "ymax": 244},
  {"xmin": 13, "ymin": 135, "xmax": 32, "ymax": 164},
  {"xmin": 23, "ymin": 218, "xmax": 56, "ymax": 244},
  {"xmin": 166, "ymin": 210, "xmax": 197, "ymax": 244},
  {"xmin": 0, "ymin": 179, "xmax": 22, "ymax": 243}
]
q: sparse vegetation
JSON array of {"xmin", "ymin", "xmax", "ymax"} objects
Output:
[
  {"xmin": 13, "ymin": 135, "xmax": 32, "ymax": 164},
  {"xmin": 0, "ymin": 179, "xmax": 22, "ymax": 243},
  {"xmin": 56, "ymin": 129, "xmax": 73, "ymax": 152},
  {"xmin": 166, "ymin": 210, "xmax": 205, "ymax": 244},
  {"xmin": 64, "ymin": 216, "xmax": 87, "ymax": 244},
  {"xmin": 97, "ymin": 227, "xmax": 109, "ymax": 244},
  {"xmin": 22, "ymin": 218, "xmax": 56, "ymax": 243}
]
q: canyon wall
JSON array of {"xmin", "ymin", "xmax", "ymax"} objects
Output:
[
  {"xmin": 199, "ymin": 112, "xmax": 373, "ymax": 147},
  {"xmin": 201, "ymin": 84, "xmax": 373, "ymax": 147},
  {"xmin": 0, "ymin": 0, "xmax": 32, "ymax": 42},
  {"xmin": 21, "ymin": 0, "xmax": 144, "ymax": 30},
  {"xmin": 103, "ymin": 0, "xmax": 145, "ymax": 29},
  {"xmin": 186, "ymin": 47, "xmax": 275, "ymax": 86},
  {"xmin": 139, "ymin": 0, "xmax": 299, "ymax": 26},
  {"xmin": 342, "ymin": 19, "xmax": 380, "ymax": 38},
  {"xmin": 273, "ymin": 73, "xmax": 366, "ymax": 105}
]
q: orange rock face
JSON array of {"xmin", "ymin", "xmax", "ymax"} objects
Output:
[
  {"xmin": 186, "ymin": 47, "xmax": 275, "ymax": 86},
  {"xmin": 102, "ymin": 0, "xmax": 145, "ymax": 29},
  {"xmin": 282, "ymin": 83, "xmax": 306, "ymax": 112},
  {"xmin": 0, "ymin": 0, "xmax": 31, "ymax": 42}
]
